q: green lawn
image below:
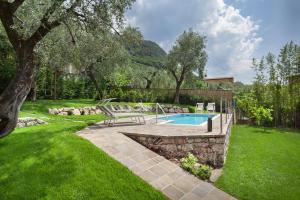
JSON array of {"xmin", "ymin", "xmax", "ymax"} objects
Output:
[
  {"xmin": 216, "ymin": 125, "xmax": 300, "ymax": 200},
  {"xmin": 0, "ymin": 100, "xmax": 167, "ymax": 200}
]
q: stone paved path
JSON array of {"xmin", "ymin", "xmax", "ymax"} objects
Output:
[{"xmin": 77, "ymin": 122, "xmax": 237, "ymax": 200}]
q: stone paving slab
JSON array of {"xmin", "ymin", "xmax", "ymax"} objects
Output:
[{"xmin": 77, "ymin": 122, "xmax": 237, "ymax": 200}]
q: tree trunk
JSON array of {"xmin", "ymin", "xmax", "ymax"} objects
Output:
[
  {"xmin": 86, "ymin": 66, "xmax": 103, "ymax": 99},
  {"xmin": 27, "ymin": 57, "xmax": 40, "ymax": 102},
  {"xmin": 53, "ymin": 70, "xmax": 57, "ymax": 100},
  {"xmin": 27, "ymin": 80, "xmax": 37, "ymax": 101},
  {"xmin": 145, "ymin": 79, "xmax": 152, "ymax": 89},
  {"xmin": 173, "ymin": 82, "xmax": 181, "ymax": 104},
  {"xmin": 0, "ymin": 48, "xmax": 36, "ymax": 137}
]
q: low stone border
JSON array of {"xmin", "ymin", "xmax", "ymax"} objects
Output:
[
  {"xmin": 48, "ymin": 107, "xmax": 102, "ymax": 115},
  {"xmin": 48, "ymin": 105, "xmax": 190, "ymax": 115},
  {"xmin": 159, "ymin": 105, "xmax": 189, "ymax": 113},
  {"xmin": 17, "ymin": 117, "xmax": 47, "ymax": 128},
  {"xmin": 144, "ymin": 105, "xmax": 189, "ymax": 113}
]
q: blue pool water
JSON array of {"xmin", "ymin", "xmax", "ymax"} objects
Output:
[{"xmin": 159, "ymin": 114, "xmax": 215, "ymax": 125}]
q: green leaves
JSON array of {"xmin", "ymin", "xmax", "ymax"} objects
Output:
[
  {"xmin": 250, "ymin": 106, "xmax": 273, "ymax": 127},
  {"xmin": 249, "ymin": 41, "xmax": 300, "ymax": 128},
  {"xmin": 166, "ymin": 30, "xmax": 207, "ymax": 81},
  {"xmin": 180, "ymin": 153, "xmax": 212, "ymax": 180}
]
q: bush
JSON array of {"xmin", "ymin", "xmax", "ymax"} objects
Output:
[
  {"xmin": 180, "ymin": 153, "xmax": 198, "ymax": 172},
  {"xmin": 196, "ymin": 165, "xmax": 212, "ymax": 180},
  {"xmin": 188, "ymin": 106, "xmax": 195, "ymax": 113},
  {"xmin": 251, "ymin": 106, "xmax": 273, "ymax": 127},
  {"xmin": 180, "ymin": 153, "xmax": 212, "ymax": 180}
]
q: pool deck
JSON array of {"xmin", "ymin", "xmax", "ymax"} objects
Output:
[
  {"xmin": 119, "ymin": 113, "xmax": 231, "ymax": 137},
  {"xmin": 77, "ymin": 113, "xmax": 236, "ymax": 200}
]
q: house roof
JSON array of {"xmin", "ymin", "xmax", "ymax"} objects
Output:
[{"xmin": 204, "ymin": 76, "xmax": 234, "ymax": 84}]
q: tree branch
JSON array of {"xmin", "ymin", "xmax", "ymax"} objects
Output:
[
  {"xmin": 27, "ymin": 20, "xmax": 61, "ymax": 48},
  {"xmin": 0, "ymin": 1, "xmax": 23, "ymax": 51},
  {"xmin": 10, "ymin": 0, "xmax": 25, "ymax": 13},
  {"xmin": 170, "ymin": 69, "xmax": 179, "ymax": 83},
  {"xmin": 63, "ymin": 20, "xmax": 76, "ymax": 44}
]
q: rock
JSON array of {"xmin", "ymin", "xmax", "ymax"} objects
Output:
[
  {"xmin": 62, "ymin": 107, "xmax": 72, "ymax": 112},
  {"xmin": 182, "ymin": 108, "xmax": 189, "ymax": 113},
  {"xmin": 73, "ymin": 109, "xmax": 81, "ymax": 115},
  {"xmin": 91, "ymin": 106, "xmax": 96, "ymax": 110},
  {"xmin": 26, "ymin": 121, "xmax": 36, "ymax": 126},
  {"xmin": 48, "ymin": 108, "xmax": 58, "ymax": 115},
  {"xmin": 17, "ymin": 118, "xmax": 46, "ymax": 128},
  {"xmin": 36, "ymin": 119, "xmax": 45, "ymax": 124},
  {"xmin": 194, "ymin": 163, "xmax": 201, "ymax": 168},
  {"xmin": 58, "ymin": 112, "xmax": 68, "ymax": 116},
  {"xmin": 95, "ymin": 109, "xmax": 102, "ymax": 114},
  {"xmin": 83, "ymin": 109, "xmax": 90, "ymax": 115},
  {"xmin": 210, "ymin": 169, "xmax": 222, "ymax": 182},
  {"xmin": 90, "ymin": 111, "xmax": 96, "ymax": 115},
  {"xmin": 17, "ymin": 123, "xmax": 26, "ymax": 128},
  {"xmin": 169, "ymin": 108, "xmax": 175, "ymax": 113},
  {"xmin": 175, "ymin": 108, "xmax": 182, "ymax": 113}
]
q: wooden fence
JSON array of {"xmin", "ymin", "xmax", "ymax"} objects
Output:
[{"xmin": 127, "ymin": 88, "xmax": 233, "ymax": 100}]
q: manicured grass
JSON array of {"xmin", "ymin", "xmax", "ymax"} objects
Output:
[
  {"xmin": 216, "ymin": 125, "xmax": 300, "ymax": 200},
  {"xmin": 0, "ymin": 100, "xmax": 167, "ymax": 200}
]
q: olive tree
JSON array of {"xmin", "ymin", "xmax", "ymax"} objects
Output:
[
  {"xmin": 0, "ymin": 0, "xmax": 135, "ymax": 137},
  {"xmin": 165, "ymin": 30, "xmax": 207, "ymax": 103}
]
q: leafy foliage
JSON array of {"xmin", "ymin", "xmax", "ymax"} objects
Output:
[
  {"xmin": 251, "ymin": 106, "xmax": 273, "ymax": 127},
  {"xmin": 0, "ymin": 29, "xmax": 16, "ymax": 93},
  {"xmin": 180, "ymin": 153, "xmax": 198, "ymax": 172},
  {"xmin": 165, "ymin": 29, "xmax": 207, "ymax": 103},
  {"xmin": 180, "ymin": 153, "xmax": 212, "ymax": 180},
  {"xmin": 248, "ymin": 41, "xmax": 300, "ymax": 128},
  {"xmin": 196, "ymin": 165, "xmax": 212, "ymax": 180}
]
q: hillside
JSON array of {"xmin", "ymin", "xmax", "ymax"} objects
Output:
[{"xmin": 126, "ymin": 40, "xmax": 167, "ymax": 69}]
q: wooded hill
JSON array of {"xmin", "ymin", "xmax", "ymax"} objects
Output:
[{"xmin": 126, "ymin": 40, "xmax": 167, "ymax": 69}]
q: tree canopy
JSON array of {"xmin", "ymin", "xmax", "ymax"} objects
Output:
[
  {"xmin": 165, "ymin": 29, "xmax": 207, "ymax": 103},
  {"xmin": 0, "ymin": 0, "xmax": 135, "ymax": 137}
]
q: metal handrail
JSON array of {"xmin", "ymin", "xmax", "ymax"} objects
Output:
[{"xmin": 155, "ymin": 103, "xmax": 167, "ymax": 123}]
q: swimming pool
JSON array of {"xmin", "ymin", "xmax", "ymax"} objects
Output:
[{"xmin": 159, "ymin": 114, "xmax": 216, "ymax": 126}]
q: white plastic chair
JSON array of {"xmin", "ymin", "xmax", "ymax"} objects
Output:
[
  {"xmin": 207, "ymin": 103, "xmax": 215, "ymax": 113},
  {"xmin": 196, "ymin": 103, "xmax": 204, "ymax": 112}
]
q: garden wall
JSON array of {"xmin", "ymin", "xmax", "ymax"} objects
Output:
[
  {"xmin": 124, "ymin": 116, "xmax": 233, "ymax": 168},
  {"xmin": 17, "ymin": 118, "xmax": 47, "ymax": 128},
  {"xmin": 48, "ymin": 107, "xmax": 102, "ymax": 115}
]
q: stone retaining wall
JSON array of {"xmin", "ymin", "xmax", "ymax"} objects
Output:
[
  {"xmin": 125, "ymin": 117, "xmax": 233, "ymax": 168},
  {"xmin": 17, "ymin": 118, "xmax": 47, "ymax": 128},
  {"xmin": 48, "ymin": 107, "xmax": 102, "ymax": 115},
  {"xmin": 48, "ymin": 105, "xmax": 190, "ymax": 115},
  {"xmin": 160, "ymin": 105, "xmax": 189, "ymax": 113}
]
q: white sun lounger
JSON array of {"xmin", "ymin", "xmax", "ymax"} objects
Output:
[{"xmin": 99, "ymin": 105, "xmax": 146, "ymax": 126}]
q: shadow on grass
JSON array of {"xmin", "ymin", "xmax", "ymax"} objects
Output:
[
  {"xmin": 246, "ymin": 125, "xmax": 300, "ymax": 135},
  {"xmin": 0, "ymin": 124, "xmax": 79, "ymax": 199}
]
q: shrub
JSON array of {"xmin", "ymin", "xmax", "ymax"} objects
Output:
[
  {"xmin": 180, "ymin": 153, "xmax": 198, "ymax": 172},
  {"xmin": 196, "ymin": 165, "xmax": 212, "ymax": 180},
  {"xmin": 180, "ymin": 153, "xmax": 212, "ymax": 180},
  {"xmin": 251, "ymin": 106, "xmax": 273, "ymax": 127},
  {"xmin": 188, "ymin": 106, "xmax": 195, "ymax": 113}
]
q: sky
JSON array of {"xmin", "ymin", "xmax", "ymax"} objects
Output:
[{"xmin": 125, "ymin": 0, "xmax": 300, "ymax": 83}]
